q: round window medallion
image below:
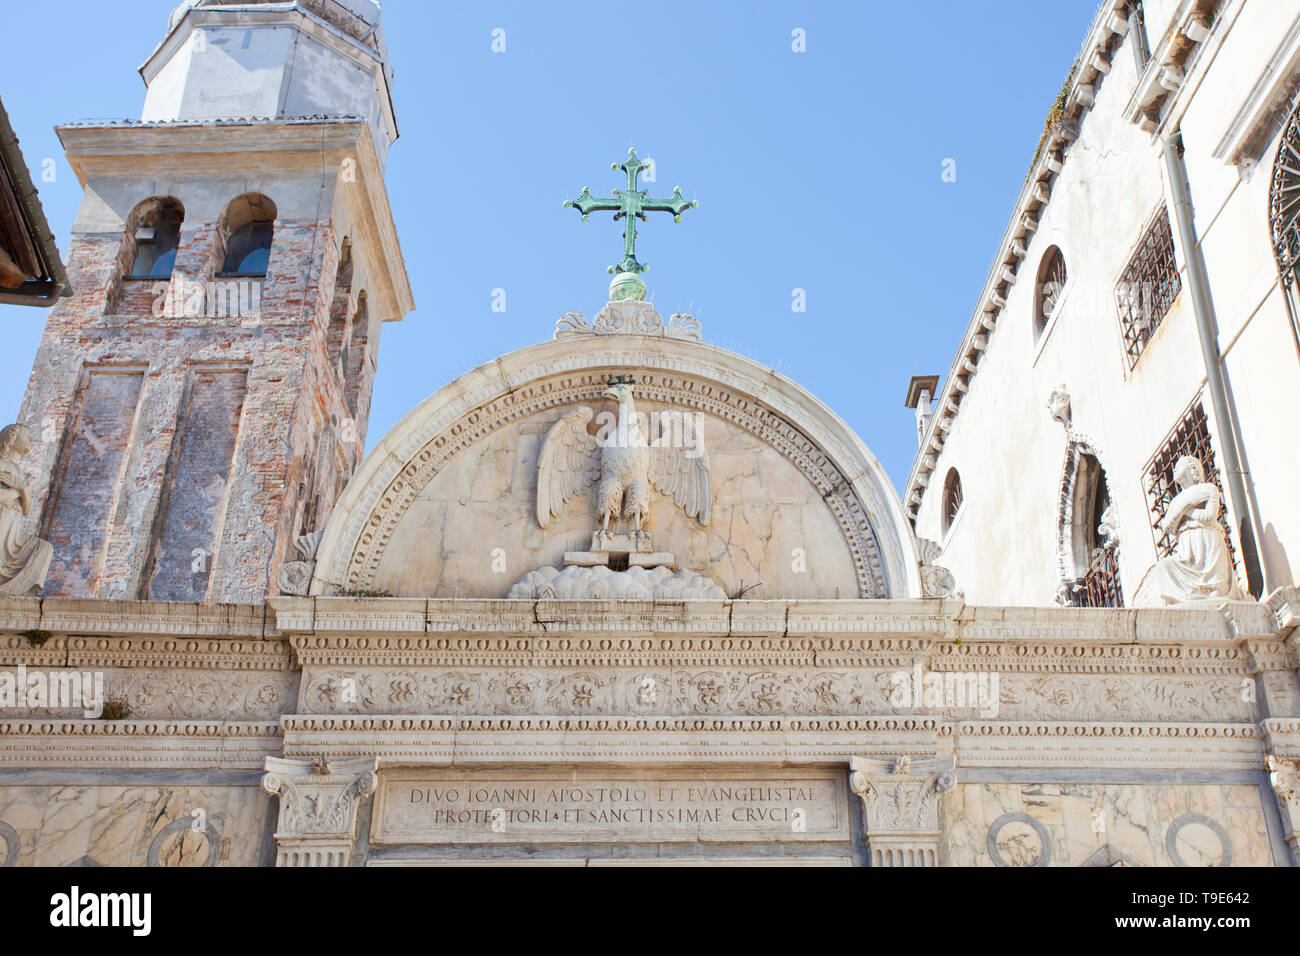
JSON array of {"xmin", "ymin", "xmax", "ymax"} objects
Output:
[
  {"xmin": 987, "ymin": 812, "xmax": 1051, "ymax": 867},
  {"xmin": 1165, "ymin": 813, "xmax": 1231, "ymax": 867}
]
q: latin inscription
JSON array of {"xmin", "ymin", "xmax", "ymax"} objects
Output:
[{"xmin": 372, "ymin": 771, "xmax": 848, "ymax": 844}]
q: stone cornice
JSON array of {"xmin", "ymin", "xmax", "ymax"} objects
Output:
[
  {"xmin": 269, "ymin": 596, "xmax": 1284, "ymax": 646},
  {"xmin": 1123, "ymin": 0, "xmax": 1231, "ymax": 138},
  {"xmin": 276, "ymin": 713, "xmax": 1264, "ymax": 771},
  {"xmin": 0, "ymin": 597, "xmax": 274, "ymax": 638},
  {"xmin": 903, "ymin": 0, "xmax": 1137, "ymax": 517},
  {"xmin": 0, "ymin": 719, "xmax": 281, "ymax": 770}
]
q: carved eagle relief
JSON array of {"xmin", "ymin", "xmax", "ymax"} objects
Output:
[{"xmin": 536, "ymin": 382, "xmax": 711, "ymax": 531}]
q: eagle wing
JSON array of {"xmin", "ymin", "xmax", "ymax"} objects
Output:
[
  {"xmin": 536, "ymin": 406, "xmax": 600, "ymax": 528},
  {"xmin": 649, "ymin": 410, "xmax": 711, "ymax": 526}
]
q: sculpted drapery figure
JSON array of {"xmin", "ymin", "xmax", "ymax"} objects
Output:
[
  {"xmin": 0, "ymin": 424, "xmax": 52, "ymax": 596},
  {"xmin": 1150, "ymin": 455, "xmax": 1240, "ymax": 604}
]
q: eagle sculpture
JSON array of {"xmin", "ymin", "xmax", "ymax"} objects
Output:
[{"xmin": 536, "ymin": 381, "xmax": 711, "ymax": 531}]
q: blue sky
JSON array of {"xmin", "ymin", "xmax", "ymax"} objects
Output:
[{"xmin": 0, "ymin": 0, "xmax": 1101, "ymax": 492}]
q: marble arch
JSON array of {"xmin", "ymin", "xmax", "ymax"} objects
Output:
[{"xmin": 310, "ymin": 334, "xmax": 923, "ymax": 599}]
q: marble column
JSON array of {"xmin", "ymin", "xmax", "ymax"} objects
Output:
[
  {"xmin": 849, "ymin": 755, "xmax": 956, "ymax": 867},
  {"xmin": 1267, "ymin": 755, "xmax": 1300, "ymax": 866},
  {"xmin": 261, "ymin": 755, "xmax": 379, "ymax": 867}
]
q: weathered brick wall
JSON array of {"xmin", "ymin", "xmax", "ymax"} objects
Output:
[
  {"xmin": 17, "ymin": 191, "xmax": 375, "ymax": 603},
  {"xmin": 39, "ymin": 368, "xmax": 145, "ymax": 597},
  {"xmin": 143, "ymin": 367, "xmax": 248, "ymax": 600}
]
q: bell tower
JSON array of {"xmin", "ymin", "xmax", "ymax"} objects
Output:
[{"xmin": 16, "ymin": 0, "xmax": 413, "ymax": 603}]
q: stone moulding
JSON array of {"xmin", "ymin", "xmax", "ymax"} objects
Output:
[
  {"xmin": 554, "ymin": 301, "xmax": 703, "ymax": 341},
  {"xmin": 307, "ymin": 336, "xmax": 921, "ymax": 600},
  {"xmin": 0, "ymin": 719, "xmax": 282, "ymax": 770}
]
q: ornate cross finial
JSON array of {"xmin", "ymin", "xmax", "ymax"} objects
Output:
[{"xmin": 565, "ymin": 148, "xmax": 697, "ymax": 298}]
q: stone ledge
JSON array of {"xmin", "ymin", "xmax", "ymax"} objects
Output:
[
  {"xmin": 0, "ymin": 719, "xmax": 282, "ymax": 770},
  {"xmin": 270, "ymin": 596, "xmax": 1279, "ymax": 643},
  {"xmin": 0, "ymin": 597, "xmax": 277, "ymax": 640}
]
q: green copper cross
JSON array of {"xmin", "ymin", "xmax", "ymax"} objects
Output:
[{"xmin": 565, "ymin": 148, "xmax": 698, "ymax": 275}]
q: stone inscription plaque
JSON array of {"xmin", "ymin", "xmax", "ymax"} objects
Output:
[{"xmin": 372, "ymin": 768, "xmax": 849, "ymax": 844}]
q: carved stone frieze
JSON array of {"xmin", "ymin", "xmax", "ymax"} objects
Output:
[
  {"xmin": 554, "ymin": 301, "xmax": 702, "ymax": 341},
  {"xmin": 293, "ymin": 663, "xmax": 1255, "ymax": 723},
  {"xmin": 261, "ymin": 755, "xmax": 380, "ymax": 867}
]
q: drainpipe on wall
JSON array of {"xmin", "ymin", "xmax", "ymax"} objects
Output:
[{"xmin": 1162, "ymin": 132, "xmax": 1265, "ymax": 597}]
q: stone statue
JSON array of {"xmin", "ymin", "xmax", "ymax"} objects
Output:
[
  {"xmin": 536, "ymin": 379, "xmax": 711, "ymax": 534},
  {"xmin": 0, "ymin": 424, "xmax": 52, "ymax": 596},
  {"xmin": 1148, "ymin": 455, "xmax": 1240, "ymax": 604},
  {"xmin": 1096, "ymin": 503, "xmax": 1120, "ymax": 553}
]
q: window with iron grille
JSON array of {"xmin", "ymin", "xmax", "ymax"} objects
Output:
[
  {"xmin": 1271, "ymin": 98, "xmax": 1300, "ymax": 285},
  {"xmin": 1115, "ymin": 208, "xmax": 1180, "ymax": 368},
  {"xmin": 1081, "ymin": 545, "xmax": 1123, "ymax": 608},
  {"xmin": 1142, "ymin": 400, "xmax": 1235, "ymax": 567},
  {"xmin": 942, "ymin": 468, "xmax": 963, "ymax": 534},
  {"xmin": 1034, "ymin": 246, "xmax": 1067, "ymax": 341}
]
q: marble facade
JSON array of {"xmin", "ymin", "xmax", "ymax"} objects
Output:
[{"xmin": 1, "ymin": 587, "xmax": 1297, "ymax": 866}]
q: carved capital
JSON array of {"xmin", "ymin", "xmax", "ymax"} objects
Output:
[
  {"xmin": 849, "ymin": 755, "xmax": 956, "ymax": 866},
  {"xmin": 262, "ymin": 755, "xmax": 379, "ymax": 867},
  {"xmin": 1268, "ymin": 754, "xmax": 1300, "ymax": 864}
]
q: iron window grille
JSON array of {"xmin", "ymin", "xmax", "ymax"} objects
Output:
[
  {"xmin": 1115, "ymin": 208, "xmax": 1180, "ymax": 368},
  {"xmin": 1079, "ymin": 544, "xmax": 1123, "ymax": 608},
  {"xmin": 1142, "ymin": 400, "xmax": 1235, "ymax": 567},
  {"xmin": 1035, "ymin": 246, "xmax": 1067, "ymax": 340},
  {"xmin": 942, "ymin": 469, "xmax": 963, "ymax": 533},
  {"xmin": 1271, "ymin": 97, "xmax": 1300, "ymax": 286}
]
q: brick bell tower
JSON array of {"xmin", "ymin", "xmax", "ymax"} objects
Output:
[{"xmin": 16, "ymin": 0, "xmax": 413, "ymax": 603}]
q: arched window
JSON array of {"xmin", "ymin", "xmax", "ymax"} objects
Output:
[
  {"xmin": 941, "ymin": 468, "xmax": 963, "ymax": 534},
  {"xmin": 1271, "ymin": 100, "xmax": 1300, "ymax": 287},
  {"xmin": 328, "ymin": 238, "xmax": 353, "ymax": 374},
  {"xmin": 126, "ymin": 197, "xmax": 184, "ymax": 279},
  {"xmin": 1066, "ymin": 452, "xmax": 1122, "ymax": 608},
  {"xmin": 344, "ymin": 291, "xmax": 368, "ymax": 417},
  {"xmin": 218, "ymin": 193, "xmax": 277, "ymax": 277},
  {"xmin": 1034, "ymin": 245, "xmax": 1067, "ymax": 341}
]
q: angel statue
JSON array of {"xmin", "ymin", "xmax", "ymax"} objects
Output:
[
  {"xmin": 536, "ymin": 380, "xmax": 710, "ymax": 536},
  {"xmin": 1149, "ymin": 455, "xmax": 1241, "ymax": 604},
  {"xmin": 0, "ymin": 424, "xmax": 52, "ymax": 596}
]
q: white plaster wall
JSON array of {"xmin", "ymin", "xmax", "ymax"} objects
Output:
[{"xmin": 914, "ymin": 5, "xmax": 1300, "ymax": 605}]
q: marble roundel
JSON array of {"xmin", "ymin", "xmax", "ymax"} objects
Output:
[
  {"xmin": 0, "ymin": 820, "xmax": 17, "ymax": 867},
  {"xmin": 1165, "ymin": 813, "xmax": 1231, "ymax": 867},
  {"xmin": 986, "ymin": 812, "xmax": 1052, "ymax": 867},
  {"xmin": 147, "ymin": 818, "xmax": 221, "ymax": 867}
]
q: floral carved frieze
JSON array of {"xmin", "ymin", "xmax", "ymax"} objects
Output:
[
  {"xmin": 296, "ymin": 664, "xmax": 1255, "ymax": 722},
  {"xmin": 99, "ymin": 668, "xmax": 296, "ymax": 720}
]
